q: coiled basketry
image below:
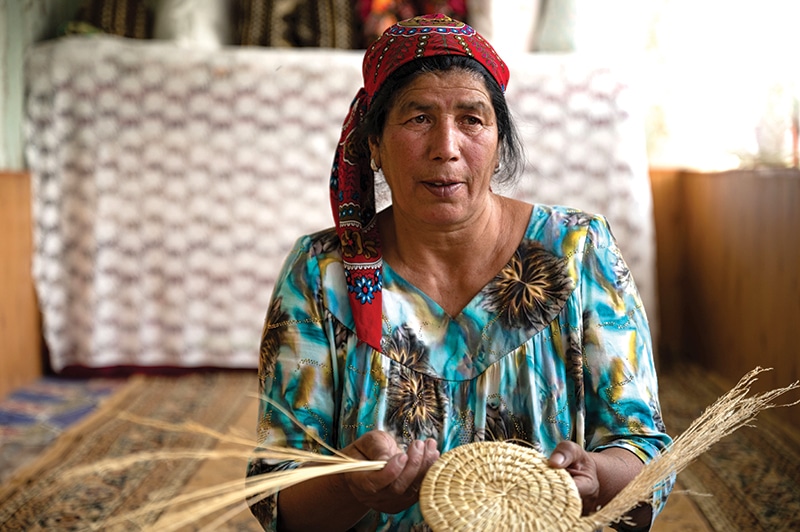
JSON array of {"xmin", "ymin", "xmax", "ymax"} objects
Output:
[{"xmin": 420, "ymin": 441, "xmax": 583, "ymax": 531}]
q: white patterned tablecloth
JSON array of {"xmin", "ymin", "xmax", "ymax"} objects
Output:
[{"xmin": 25, "ymin": 36, "xmax": 657, "ymax": 371}]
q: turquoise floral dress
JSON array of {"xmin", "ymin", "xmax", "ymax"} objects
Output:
[{"xmin": 248, "ymin": 205, "xmax": 672, "ymax": 531}]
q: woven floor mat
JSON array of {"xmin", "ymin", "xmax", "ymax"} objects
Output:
[
  {"xmin": 1, "ymin": 364, "xmax": 795, "ymax": 531},
  {"xmin": 655, "ymin": 363, "xmax": 800, "ymax": 532},
  {"xmin": 0, "ymin": 371, "xmax": 261, "ymax": 531}
]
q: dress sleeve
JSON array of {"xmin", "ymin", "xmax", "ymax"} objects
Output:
[
  {"xmin": 578, "ymin": 215, "xmax": 673, "ymax": 526},
  {"xmin": 246, "ymin": 235, "xmax": 340, "ymax": 530}
]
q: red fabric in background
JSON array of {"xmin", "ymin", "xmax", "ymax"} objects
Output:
[{"xmin": 356, "ymin": 0, "xmax": 468, "ymax": 46}]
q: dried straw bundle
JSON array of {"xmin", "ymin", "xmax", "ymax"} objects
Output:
[
  {"xmin": 61, "ymin": 412, "xmax": 388, "ymax": 532},
  {"xmin": 63, "ymin": 367, "xmax": 798, "ymax": 531},
  {"xmin": 582, "ymin": 366, "xmax": 800, "ymax": 530}
]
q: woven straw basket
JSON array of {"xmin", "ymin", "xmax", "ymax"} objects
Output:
[{"xmin": 420, "ymin": 441, "xmax": 587, "ymax": 532}]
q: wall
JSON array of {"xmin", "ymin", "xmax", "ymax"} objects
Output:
[{"xmin": 0, "ymin": 0, "xmax": 83, "ymax": 169}]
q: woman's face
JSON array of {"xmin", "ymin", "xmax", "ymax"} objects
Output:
[{"xmin": 370, "ymin": 69, "xmax": 500, "ymax": 228}]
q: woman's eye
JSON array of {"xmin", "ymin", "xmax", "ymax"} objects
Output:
[
  {"xmin": 411, "ymin": 115, "xmax": 428, "ymax": 124},
  {"xmin": 464, "ymin": 116, "xmax": 482, "ymax": 126}
]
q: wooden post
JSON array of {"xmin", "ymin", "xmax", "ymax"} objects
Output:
[{"xmin": 0, "ymin": 171, "xmax": 41, "ymax": 398}]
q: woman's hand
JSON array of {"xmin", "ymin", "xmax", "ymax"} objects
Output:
[
  {"xmin": 340, "ymin": 430, "xmax": 440, "ymax": 514},
  {"xmin": 276, "ymin": 431, "xmax": 440, "ymax": 530},
  {"xmin": 548, "ymin": 440, "xmax": 601, "ymax": 514},
  {"xmin": 548, "ymin": 440, "xmax": 651, "ymax": 528}
]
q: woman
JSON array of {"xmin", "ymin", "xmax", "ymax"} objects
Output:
[{"xmin": 248, "ymin": 13, "xmax": 671, "ymax": 532}]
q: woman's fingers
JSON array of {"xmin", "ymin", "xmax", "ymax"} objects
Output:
[
  {"xmin": 408, "ymin": 439, "xmax": 440, "ymax": 494},
  {"xmin": 548, "ymin": 440, "xmax": 601, "ymax": 515},
  {"xmin": 349, "ymin": 430, "xmax": 402, "ymax": 461},
  {"xmin": 347, "ymin": 451, "xmax": 407, "ymax": 494},
  {"xmin": 393, "ymin": 440, "xmax": 426, "ymax": 494},
  {"xmin": 548, "ymin": 440, "xmax": 582, "ymax": 468},
  {"xmin": 344, "ymin": 437, "xmax": 441, "ymax": 513}
]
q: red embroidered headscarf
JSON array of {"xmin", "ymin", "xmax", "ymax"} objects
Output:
[{"xmin": 330, "ymin": 13, "xmax": 509, "ymax": 351}]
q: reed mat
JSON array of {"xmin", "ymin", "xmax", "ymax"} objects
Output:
[
  {"xmin": 0, "ymin": 364, "xmax": 796, "ymax": 531},
  {"xmin": 0, "ymin": 371, "xmax": 262, "ymax": 531},
  {"xmin": 0, "ymin": 377, "xmax": 126, "ymax": 484},
  {"xmin": 655, "ymin": 363, "xmax": 800, "ymax": 532}
]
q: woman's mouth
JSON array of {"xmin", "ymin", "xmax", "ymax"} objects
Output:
[{"xmin": 423, "ymin": 181, "xmax": 463, "ymax": 197}]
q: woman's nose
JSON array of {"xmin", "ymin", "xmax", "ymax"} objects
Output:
[{"xmin": 429, "ymin": 120, "xmax": 460, "ymax": 161}]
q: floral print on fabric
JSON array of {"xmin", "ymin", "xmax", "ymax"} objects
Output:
[
  {"xmin": 258, "ymin": 296, "xmax": 288, "ymax": 388},
  {"xmin": 482, "ymin": 240, "xmax": 574, "ymax": 330},
  {"xmin": 248, "ymin": 205, "xmax": 673, "ymax": 531},
  {"xmin": 384, "ymin": 325, "xmax": 448, "ymax": 442},
  {"xmin": 483, "ymin": 393, "xmax": 532, "ymax": 443}
]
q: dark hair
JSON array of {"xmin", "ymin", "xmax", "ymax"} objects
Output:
[{"xmin": 356, "ymin": 55, "xmax": 524, "ymax": 187}]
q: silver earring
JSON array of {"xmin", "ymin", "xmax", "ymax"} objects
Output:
[
  {"xmin": 494, "ymin": 162, "xmax": 502, "ymax": 174},
  {"xmin": 370, "ymin": 158, "xmax": 379, "ymax": 172}
]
